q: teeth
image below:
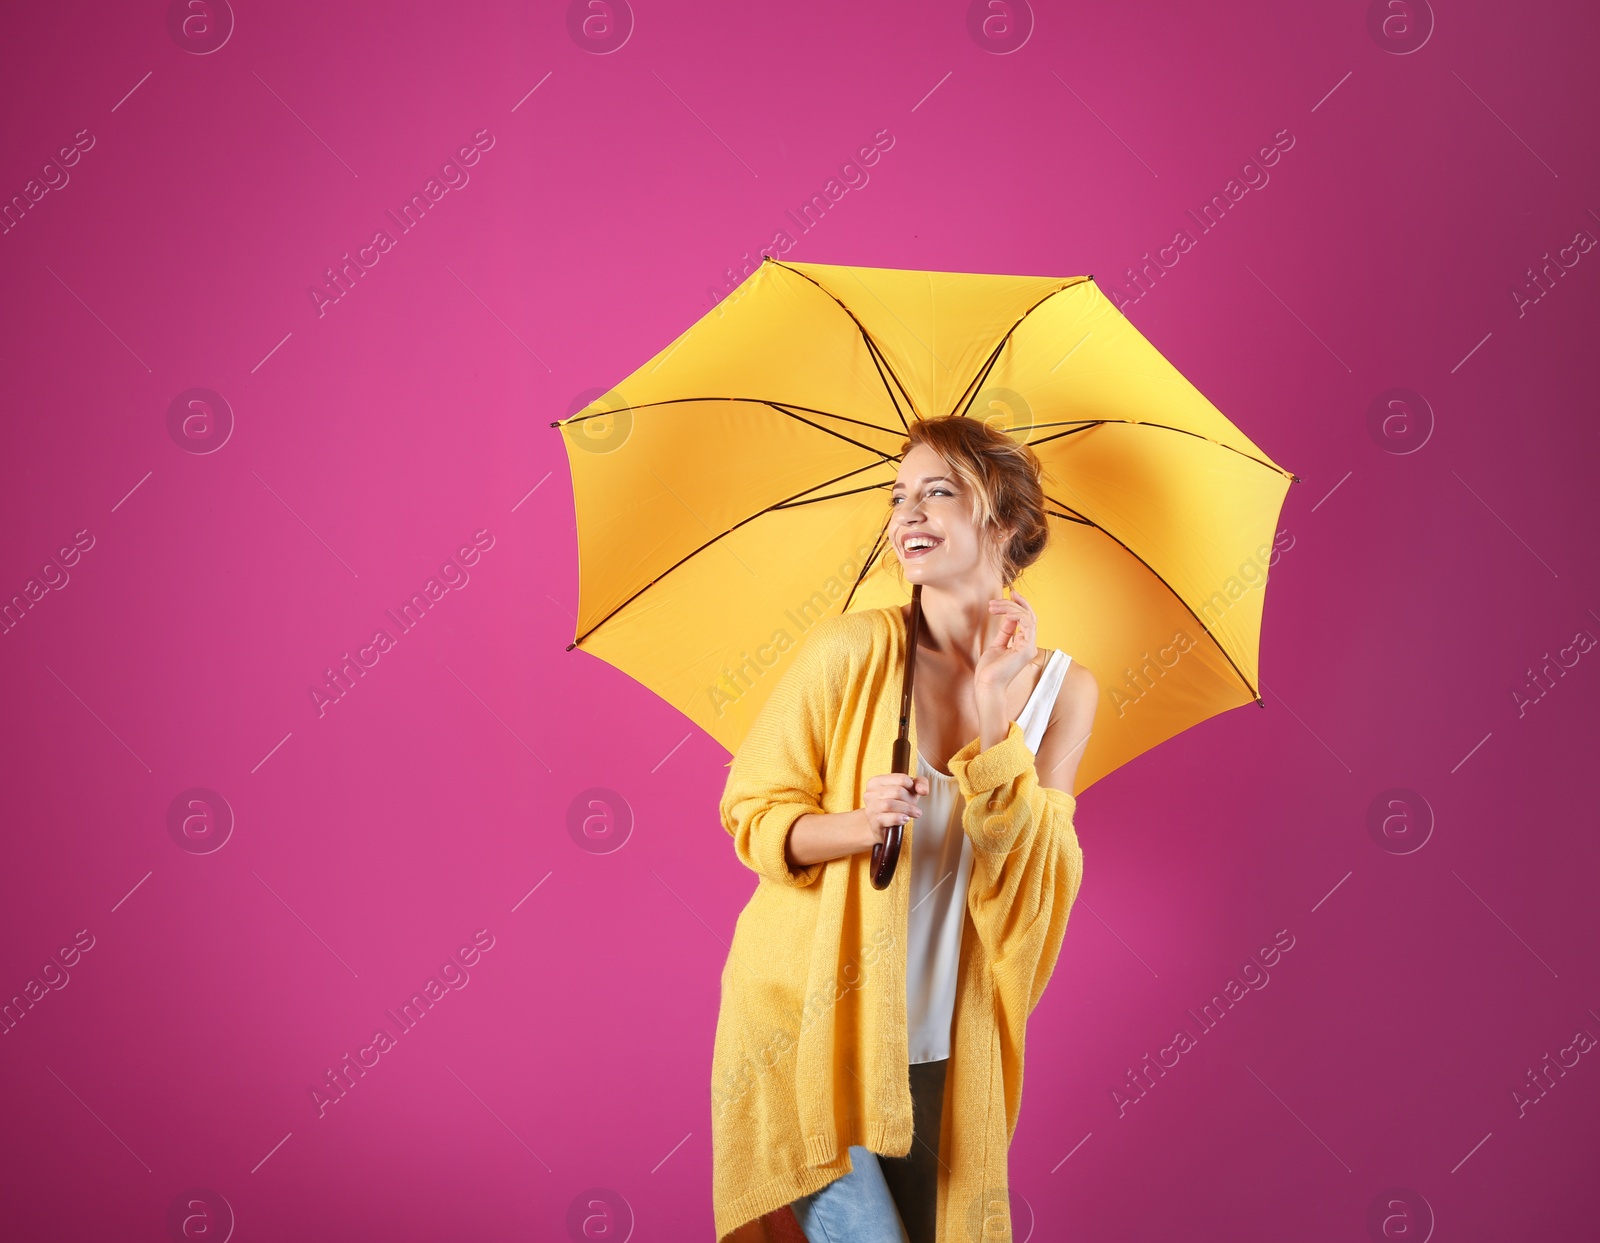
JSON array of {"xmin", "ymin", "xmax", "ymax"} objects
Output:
[{"xmin": 906, "ymin": 537, "xmax": 937, "ymax": 550}]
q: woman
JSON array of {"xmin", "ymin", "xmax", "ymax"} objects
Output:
[{"xmin": 711, "ymin": 416, "xmax": 1098, "ymax": 1243}]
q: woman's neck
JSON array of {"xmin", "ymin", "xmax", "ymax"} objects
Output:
[{"xmin": 906, "ymin": 581, "xmax": 1008, "ymax": 671}]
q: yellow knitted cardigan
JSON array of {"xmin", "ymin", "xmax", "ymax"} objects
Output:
[{"xmin": 711, "ymin": 604, "xmax": 1085, "ymax": 1243}]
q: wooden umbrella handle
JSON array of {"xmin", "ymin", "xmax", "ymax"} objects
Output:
[{"xmin": 871, "ymin": 585, "xmax": 921, "ymax": 890}]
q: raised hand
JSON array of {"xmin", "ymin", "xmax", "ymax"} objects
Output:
[{"xmin": 974, "ymin": 591, "xmax": 1038, "ymax": 695}]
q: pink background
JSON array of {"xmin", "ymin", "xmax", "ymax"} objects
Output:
[{"xmin": 3, "ymin": 1, "xmax": 1598, "ymax": 1239}]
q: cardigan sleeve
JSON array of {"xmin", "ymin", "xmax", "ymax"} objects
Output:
[
  {"xmin": 946, "ymin": 720, "xmax": 1085, "ymax": 1015},
  {"xmin": 717, "ymin": 620, "xmax": 842, "ymax": 888}
]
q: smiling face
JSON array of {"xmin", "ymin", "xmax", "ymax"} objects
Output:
[{"xmin": 890, "ymin": 442, "xmax": 1009, "ymax": 588}]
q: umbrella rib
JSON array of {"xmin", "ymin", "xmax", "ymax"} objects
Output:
[
  {"xmin": 1027, "ymin": 420, "xmax": 1300, "ymax": 481},
  {"xmin": 568, "ymin": 457, "xmax": 901, "ymax": 649},
  {"xmin": 760, "ymin": 402, "xmax": 906, "ymax": 458},
  {"xmin": 840, "ymin": 517, "xmax": 895, "ymax": 614},
  {"xmin": 950, "ymin": 277, "xmax": 1095, "ymax": 418},
  {"xmin": 771, "ymin": 479, "xmax": 896, "ymax": 509},
  {"xmin": 555, "ymin": 394, "xmax": 901, "ymax": 438},
  {"xmin": 768, "ymin": 260, "xmax": 920, "ymax": 428},
  {"xmin": 1041, "ymin": 493, "xmax": 1262, "ymax": 703}
]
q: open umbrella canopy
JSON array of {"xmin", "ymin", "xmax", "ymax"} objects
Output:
[{"xmin": 553, "ymin": 258, "xmax": 1297, "ymax": 794}]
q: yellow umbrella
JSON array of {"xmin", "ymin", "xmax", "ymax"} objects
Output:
[{"xmin": 552, "ymin": 257, "xmax": 1298, "ymax": 805}]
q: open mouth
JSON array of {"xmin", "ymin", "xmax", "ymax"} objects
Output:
[{"xmin": 900, "ymin": 535, "xmax": 943, "ymax": 560}]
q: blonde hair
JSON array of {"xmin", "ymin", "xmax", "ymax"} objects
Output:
[{"xmin": 883, "ymin": 415, "xmax": 1049, "ymax": 588}]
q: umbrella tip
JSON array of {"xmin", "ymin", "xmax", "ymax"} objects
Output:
[{"xmin": 566, "ymin": 641, "xmax": 576, "ymax": 651}]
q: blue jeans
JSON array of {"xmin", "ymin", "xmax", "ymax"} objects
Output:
[{"xmin": 791, "ymin": 1059, "xmax": 946, "ymax": 1243}]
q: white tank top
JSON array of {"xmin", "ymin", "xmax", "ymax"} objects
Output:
[{"xmin": 905, "ymin": 648, "xmax": 1072, "ymax": 1064}]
